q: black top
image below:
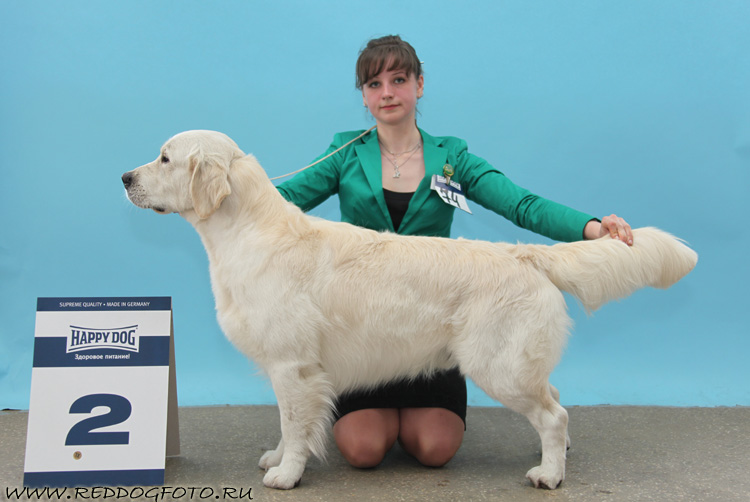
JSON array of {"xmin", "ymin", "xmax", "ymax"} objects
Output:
[{"xmin": 382, "ymin": 188, "xmax": 414, "ymax": 232}]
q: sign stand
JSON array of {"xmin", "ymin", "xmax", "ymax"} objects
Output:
[
  {"xmin": 24, "ymin": 297, "xmax": 179, "ymax": 487},
  {"xmin": 166, "ymin": 316, "xmax": 180, "ymax": 458}
]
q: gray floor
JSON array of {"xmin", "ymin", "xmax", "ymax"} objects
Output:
[{"xmin": 2, "ymin": 406, "xmax": 749, "ymax": 501}]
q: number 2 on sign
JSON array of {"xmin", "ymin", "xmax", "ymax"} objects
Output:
[{"xmin": 65, "ymin": 394, "xmax": 132, "ymax": 446}]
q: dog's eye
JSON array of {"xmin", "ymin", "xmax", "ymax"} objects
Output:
[{"xmin": 161, "ymin": 155, "xmax": 170, "ymax": 164}]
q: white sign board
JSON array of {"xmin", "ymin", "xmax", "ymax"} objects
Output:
[{"xmin": 24, "ymin": 297, "xmax": 179, "ymax": 487}]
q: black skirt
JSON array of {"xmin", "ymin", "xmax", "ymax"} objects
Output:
[{"xmin": 333, "ymin": 367, "xmax": 467, "ymax": 425}]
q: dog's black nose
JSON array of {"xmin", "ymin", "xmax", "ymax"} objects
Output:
[{"xmin": 122, "ymin": 172, "xmax": 133, "ymax": 188}]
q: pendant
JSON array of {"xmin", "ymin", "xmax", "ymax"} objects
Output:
[{"xmin": 393, "ymin": 166, "xmax": 401, "ymax": 178}]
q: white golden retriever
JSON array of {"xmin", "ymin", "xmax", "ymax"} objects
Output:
[{"xmin": 122, "ymin": 130, "xmax": 697, "ymax": 490}]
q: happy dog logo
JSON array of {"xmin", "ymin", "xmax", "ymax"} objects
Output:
[{"xmin": 66, "ymin": 325, "xmax": 140, "ymax": 353}]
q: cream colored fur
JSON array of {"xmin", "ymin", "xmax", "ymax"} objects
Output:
[{"xmin": 123, "ymin": 130, "xmax": 698, "ymax": 490}]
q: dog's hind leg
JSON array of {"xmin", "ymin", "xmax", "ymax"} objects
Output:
[
  {"xmin": 517, "ymin": 395, "xmax": 569, "ymax": 489},
  {"xmin": 262, "ymin": 362, "xmax": 334, "ymax": 490},
  {"xmin": 456, "ymin": 287, "xmax": 570, "ymax": 489},
  {"xmin": 468, "ymin": 365, "xmax": 569, "ymax": 489},
  {"xmin": 548, "ymin": 384, "xmax": 571, "ymax": 450}
]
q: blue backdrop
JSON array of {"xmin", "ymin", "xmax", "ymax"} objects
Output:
[{"xmin": 2, "ymin": 1, "xmax": 748, "ymax": 409}]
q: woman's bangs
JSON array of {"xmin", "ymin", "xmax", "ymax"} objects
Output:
[{"xmin": 359, "ymin": 48, "xmax": 417, "ymax": 87}]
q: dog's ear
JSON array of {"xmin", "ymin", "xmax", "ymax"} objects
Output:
[{"xmin": 189, "ymin": 146, "xmax": 232, "ymax": 219}]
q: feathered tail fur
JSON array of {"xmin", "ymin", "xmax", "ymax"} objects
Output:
[{"xmin": 517, "ymin": 227, "xmax": 698, "ymax": 312}]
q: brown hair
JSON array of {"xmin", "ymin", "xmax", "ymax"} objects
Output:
[{"xmin": 355, "ymin": 35, "xmax": 422, "ymax": 90}]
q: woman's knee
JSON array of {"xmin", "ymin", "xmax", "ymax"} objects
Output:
[
  {"xmin": 398, "ymin": 408, "xmax": 464, "ymax": 467},
  {"xmin": 337, "ymin": 436, "xmax": 389, "ymax": 468},
  {"xmin": 333, "ymin": 409, "xmax": 399, "ymax": 468}
]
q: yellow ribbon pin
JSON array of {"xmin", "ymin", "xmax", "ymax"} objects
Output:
[{"xmin": 442, "ymin": 164, "xmax": 454, "ymax": 183}]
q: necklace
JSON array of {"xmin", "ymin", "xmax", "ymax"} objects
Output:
[
  {"xmin": 379, "ymin": 139, "xmax": 422, "ymax": 157},
  {"xmin": 379, "ymin": 139, "xmax": 422, "ymax": 178}
]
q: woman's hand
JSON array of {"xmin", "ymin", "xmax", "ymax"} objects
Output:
[{"xmin": 584, "ymin": 214, "xmax": 634, "ymax": 246}]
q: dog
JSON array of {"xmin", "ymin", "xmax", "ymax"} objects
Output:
[{"xmin": 122, "ymin": 130, "xmax": 697, "ymax": 490}]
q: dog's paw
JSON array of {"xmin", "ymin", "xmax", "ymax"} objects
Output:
[
  {"xmin": 526, "ymin": 466, "xmax": 564, "ymax": 490},
  {"xmin": 259, "ymin": 449, "xmax": 283, "ymax": 470},
  {"xmin": 263, "ymin": 466, "xmax": 301, "ymax": 490}
]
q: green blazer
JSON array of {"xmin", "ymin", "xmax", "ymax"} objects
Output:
[{"xmin": 277, "ymin": 128, "xmax": 594, "ymax": 242}]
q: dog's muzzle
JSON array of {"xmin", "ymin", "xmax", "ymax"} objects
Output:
[{"xmin": 122, "ymin": 171, "xmax": 167, "ymax": 213}]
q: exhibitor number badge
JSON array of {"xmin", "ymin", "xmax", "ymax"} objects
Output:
[{"xmin": 430, "ymin": 174, "xmax": 472, "ymax": 214}]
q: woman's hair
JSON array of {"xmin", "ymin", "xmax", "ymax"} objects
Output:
[{"xmin": 355, "ymin": 35, "xmax": 422, "ymax": 90}]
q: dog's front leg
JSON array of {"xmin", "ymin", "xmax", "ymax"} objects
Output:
[
  {"xmin": 259, "ymin": 438, "xmax": 284, "ymax": 470},
  {"xmin": 262, "ymin": 363, "xmax": 333, "ymax": 489},
  {"xmin": 263, "ymin": 391, "xmax": 310, "ymax": 489}
]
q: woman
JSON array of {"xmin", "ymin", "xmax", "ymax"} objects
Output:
[{"xmin": 277, "ymin": 35, "xmax": 633, "ymax": 469}]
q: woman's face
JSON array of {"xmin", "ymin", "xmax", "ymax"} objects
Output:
[{"xmin": 361, "ymin": 65, "xmax": 424, "ymax": 127}]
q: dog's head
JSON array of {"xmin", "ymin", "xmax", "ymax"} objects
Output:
[{"xmin": 122, "ymin": 130, "xmax": 244, "ymax": 219}]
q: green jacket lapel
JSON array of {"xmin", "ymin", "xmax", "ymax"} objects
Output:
[
  {"xmin": 354, "ymin": 131, "xmax": 394, "ymax": 231},
  {"xmin": 399, "ymin": 129, "xmax": 448, "ymax": 233}
]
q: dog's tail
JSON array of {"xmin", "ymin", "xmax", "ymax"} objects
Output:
[{"xmin": 518, "ymin": 227, "xmax": 698, "ymax": 312}]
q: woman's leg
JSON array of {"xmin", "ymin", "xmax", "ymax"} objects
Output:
[
  {"xmin": 333, "ymin": 408, "xmax": 399, "ymax": 468},
  {"xmin": 398, "ymin": 407, "xmax": 464, "ymax": 467}
]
